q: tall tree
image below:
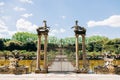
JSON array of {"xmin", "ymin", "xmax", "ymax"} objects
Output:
[
  {"xmin": 12, "ymin": 32, "xmax": 37, "ymax": 43},
  {"xmin": 23, "ymin": 41, "xmax": 37, "ymax": 51},
  {"xmin": 5, "ymin": 40, "xmax": 22, "ymax": 51},
  {"xmin": 86, "ymin": 36, "xmax": 108, "ymax": 43},
  {"xmin": 0, "ymin": 39, "xmax": 5, "ymax": 50}
]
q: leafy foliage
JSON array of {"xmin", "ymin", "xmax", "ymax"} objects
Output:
[
  {"xmin": 0, "ymin": 32, "xmax": 120, "ymax": 57},
  {"xmin": 23, "ymin": 41, "xmax": 37, "ymax": 51},
  {"xmin": 12, "ymin": 32, "xmax": 37, "ymax": 43},
  {"xmin": 0, "ymin": 39, "xmax": 5, "ymax": 50},
  {"xmin": 5, "ymin": 40, "xmax": 22, "ymax": 51}
]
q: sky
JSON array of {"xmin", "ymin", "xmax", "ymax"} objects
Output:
[{"xmin": 0, "ymin": 0, "xmax": 120, "ymax": 39}]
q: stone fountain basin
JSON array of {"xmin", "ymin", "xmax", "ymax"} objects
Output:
[{"xmin": 0, "ymin": 65, "xmax": 29, "ymax": 74}]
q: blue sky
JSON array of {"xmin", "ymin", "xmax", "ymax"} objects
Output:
[{"xmin": 0, "ymin": 0, "xmax": 120, "ymax": 39}]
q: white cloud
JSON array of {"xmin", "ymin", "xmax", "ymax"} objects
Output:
[
  {"xmin": 60, "ymin": 28, "xmax": 66, "ymax": 33},
  {"xmin": 0, "ymin": 31, "xmax": 10, "ymax": 38},
  {"xmin": 21, "ymin": 13, "xmax": 33, "ymax": 18},
  {"xmin": 0, "ymin": 2, "xmax": 4, "ymax": 6},
  {"xmin": 0, "ymin": 34, "xmax": 3, "ymax": 38},
  {"xmin": 49, "ymin": 29, "xmax": 58, "ymax": 36},
  {"xmin": 49, "ymin": 28, "xmax": 66, "ymax": 36},
  {"xmin": 51, "ymin": 29, "xmax": 58, "ymax": 33},
  {"xmin": 0, "ymin": 17, "xmax": 12, "ymax": 37},
  {"xmin": 0, "ymin": 19, "xmax": 8, "ymax": 32},
  {"xmin": 14, "ymin": 7, "xmax": 26, "ymax": 11},
  {"xmin": 19, "ymin": 0, "xmax": 33, "ymax": 4},
  {"xmin": 16, "ymin": 18, "xmax": 37, "ymax": 32},
  {"xmin": 0, "ymin": 30, "xmax": 16, "ymax": 38},
  {"xmin": 87, "ymin": 15, "xmax": 120, "ymax": 27},
  {"xmin": 61, "ymin": 16, "xmax": 66, "ymax": 19},
  {"xmin": 0, "ymin": 2, "xmax": 4, "ymax": 13},
  {"xmin": 0, "ymin": 33, "xmax": 8, "ymax": 38},
  {"xmin": 0, "ymin": 19, "xmax": 14, "ymax": 38},
  {"xmin": 1, "ymin": 16, "xmax": 11, "ymax": 21},
  {"xmin": 86, "ymin": 32, "xmax": 107, "ymax": 38},
  {"xmin": 8, "ymin": 31, "xmax": 17, "ymax": 37},
  {"xmin": 90, "ymin": 32, "xmax": 102, "ymax": 36}
]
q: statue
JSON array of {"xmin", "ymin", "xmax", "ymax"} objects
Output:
[
  {"xmin": 94, "ymin": 53, "xmax": 120, "ymax": 74},
  {"xmin": 71, "ymin": 20, "xmax": 86, "ymax": 35},
  {"xmin": 0, "ymin": 50, "xmax": 29, "ymax": 74},
  {"xmin": 36, "ymin": 20, "xmax": 50, "ymax": 34}
]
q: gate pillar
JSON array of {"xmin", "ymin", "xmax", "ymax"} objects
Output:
[
  {"xmin": 72, "ymin": 20, "xmax": 89, "ymax": 73},
  {"xmin": 35, "ymin": 20, "xmax": 49, "ymax": 73}
]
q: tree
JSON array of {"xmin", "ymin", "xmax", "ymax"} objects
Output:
[
  {"xmin": 87, "ymin": 41, "xmax": 102, "ymax": 52},
  {"xmin": 12, "ymin": 32, "xmax": 37, "ymax": 43},
  {"xmin": 87, "ymin": 42, "xmax": 94, "ymax": 52},
  {"xmin": 112, "ymin": 38, "xmax": 120, "ymax": 44},
  {"xmin": 105, "ymin": 38, "xmax": 120, "ymax": 53},
  {"xmin": 5, "ymin": 40, "xmax": 22, "ymax": 51},
  {"xmin": 23, "ymin": 41, "xmax": 37, "ymax": 51},
  {"xmin": 0, "ymin": 39, "xmax": 5, "ymax": 50},
  {"xmin": 48, "ymin": 36, "xmax": 59, "ymax": 44},
  {"xmin": 106, "ymin": 39, "xmax": 114, "ymax": 45},
  {"xmin": 94, "ymin": 41, "xmax": 102, "ymax": 52},
  {"xmin": 64, "ymin": 37, "xmax": 75, "ymax": 45},
  {"xmin": 86, "ymin": 36, "xmax": 108, "ymax": 44},
  {"xmin": 48, "ymin": 43, "xmax": 58, "ymax": 51}
]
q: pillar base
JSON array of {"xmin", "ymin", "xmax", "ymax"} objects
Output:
[
  {"xmin": 80, "ymin": 70, "xmax": 88, "ymax": 73},
  {"xmin": 75, "ymin": 68, "xmax": 80, "ymax": 73},
  {"xmin": 35, "ymin": 69, "xmax": 48, "ymax": 73},
  {"xmin": 74, "ymin": 69, "xmax": 88, "ymax": 73},
  {"xmin": 74, "ymin": 70, "xmax": 80, "ymax": 73},
  {"xmin": 42, "ymin": 68, "xmax": 48, "ymax": 73},
  {"xmin": 41, "ymin": 69, "xmax": 48, "ymax": 73},
  {"xmin": 35, "ymin": 70, "xmax": 48, "ymax": 73},
  {"xmin": 35, "ymin": 69, "xmax": 41, "ymax": 73}
]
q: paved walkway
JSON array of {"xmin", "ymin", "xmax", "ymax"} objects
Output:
[
  {"xmin": 48, "ymin": 55, "xmax": 75, "ymax": 72},
  {"xmin": 0, "ymin": 73, "xmax": 120, "ymax": 80}
]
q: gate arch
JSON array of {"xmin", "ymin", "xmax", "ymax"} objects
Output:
[{"xmin": 35, "ymin": 20, "xmax": 89, "ymax": 73}]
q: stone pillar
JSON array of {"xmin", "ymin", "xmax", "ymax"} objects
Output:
[
  {"xmin": 35, "ymin": 35, "xmax": 41, "ymax": 72},
  {"xmin": 43, "ymin": 34, "xmax": 48, "ymax": 72},
  {"xmin": 75, "ymin": 34, "xmax": 79, "ymax": 71},
  {"xmin": 82, "ymin": 34, "xmax": 87, "ymax": 68}
]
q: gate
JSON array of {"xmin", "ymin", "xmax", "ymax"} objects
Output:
[{"xmin": 48, "ymin": 46, "xmax": 75, "ymax": 72}]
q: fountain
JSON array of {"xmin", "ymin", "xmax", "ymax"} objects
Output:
[
  {"xmin": 0, "ymin": 50, "xmax": 29, "ymax": 74},
  {"xmin": 94, "ymin": 55, "xmax": 120, "ymax": 74}
]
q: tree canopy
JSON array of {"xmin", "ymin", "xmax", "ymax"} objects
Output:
[
  {"xmin": 12, "ymin": 32, "xmax": 37, "ymax": 43},
  {"xmin": 0, "ymin": 32, "xmax": 119, "ymax": 55}
]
